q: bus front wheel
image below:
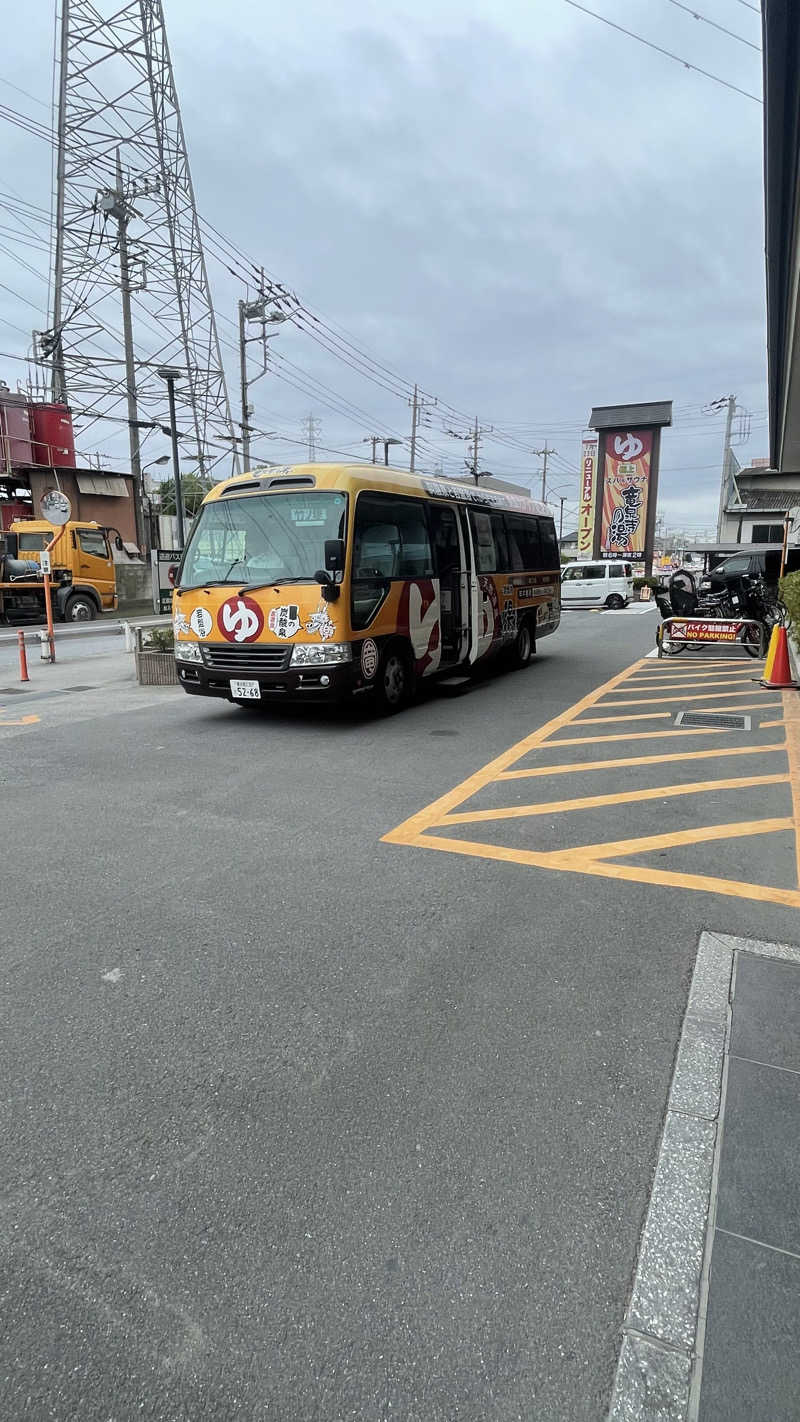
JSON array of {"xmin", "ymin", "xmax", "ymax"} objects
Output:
[{"xmin": 375, "ymin": 644, "xmax": 414, "ymax": 714}]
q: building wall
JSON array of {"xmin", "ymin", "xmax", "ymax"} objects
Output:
[
  {"xmin": 737, "ymin": 473, "xmax": 800, "ymax": 493},
  {"xmin": 26, "ymin": 469, "xmax": 138, "ymax": 546},
  {"xmin": 719, "ymin": 507, "xmax": 800, "ymax": 543}
]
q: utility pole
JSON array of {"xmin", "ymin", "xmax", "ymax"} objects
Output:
[
  {"xmin": 408, "ymin": 384, "xmax": 437, "ymax": 472},
  {"xmin": 104, "ymin": 148, "xmax": 146, "ymax": 552},
  {"xmin": 716, "ymin": 394, "xmax": 736, "ymax": 541},
  {"xmin": 444, "ymin": 418, "xmax": 492, "ymax": 482},
  {"xmin": 238, "ymin": 283, "xmax": 289, "ymax": 470},
  {"xmin": 238, "ymin": 299, "xmax": 251, "ymax": 470},
  {"xmin": 363, "ymin": 435, "xmax": 401, "ymax": 465},
  {"xmin": 303, "ymin": 413, "xmax": 321, "ymax": 462},
  {"xmin": 409, "ymin": 385, "xmax": 419, "ymax": 472},
  {"xmin": 49, "ymin": 0, "xmax": 70, "ymax": 404},
  {"xmin": 534, "ymin": 443, "xmax": 556, "ymax": 503},
  {"xmin": 559, "ymin": 496, "xmax": 565, "ymax": 543},
  {"xmin": 471, "ymin": 417, "xmax": 480, "ymax": 484}
]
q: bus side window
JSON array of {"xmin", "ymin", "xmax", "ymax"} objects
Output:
[
  {"xmin": 469, "ymin": 509, "xmax": 498, "ymax": 573},
  {"xmin": 352, "ymin": 494, "xmax": 434, "ymax": 580},
  {"xmin": 490, "ymin": 513, "xmax": 509, "ymax": 572},
  {"xmin": 538, "ymin": 518, "xmax": 559, "ymax": 570},
  {"xmin": 429, "ymin": 504, "xmax": 460, "ymax": 575},
  {"xmin": 505, "ymin": 514, "xmax": 541, "ymax": 570},
  {"xmin": 351, "ymin": 492, "xmax": 435, "ymax": 629}
]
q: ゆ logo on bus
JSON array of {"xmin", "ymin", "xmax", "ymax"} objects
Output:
[{"xmin": 218, "ymin": 595, "xmax": 264, "ymax": 643}]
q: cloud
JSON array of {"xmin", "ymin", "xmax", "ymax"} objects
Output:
[{"xmin": 0, "ymin": 0, "xmax": 767, "ymax": 520}]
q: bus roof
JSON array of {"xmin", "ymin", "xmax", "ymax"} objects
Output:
[{"xmin": 204, "ymin": 463, "xmax": 554, "ymax": 519}]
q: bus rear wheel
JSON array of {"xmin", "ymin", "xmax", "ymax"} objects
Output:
[
  {"xmin": 510, "ymin": 616, "xmax": 534, "ymax": 669},
  {"xmin": 375, "ymin": 645, "xmax": 414, "ymax": 714}
]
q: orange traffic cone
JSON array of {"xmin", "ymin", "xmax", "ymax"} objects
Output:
[{"xmin": 761, "ymin": 624, "xmax": 797, "ymax": 689}]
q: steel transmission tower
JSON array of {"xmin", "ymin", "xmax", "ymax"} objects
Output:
[
  {"xmin": 45, "ymin": 0, "xmax": 236, "ymax": 498},
  {"xmin": 302, "ymin": 413, "xmax": 321, "ymax": 461}
]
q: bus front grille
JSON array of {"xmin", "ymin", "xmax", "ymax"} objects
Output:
[{"xmin": 201, "ymin": 643, "xmax": 291, "ymax": 673}]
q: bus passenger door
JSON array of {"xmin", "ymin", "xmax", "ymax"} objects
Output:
[{"xmin": 428, "ymin": 503, "xmax": 466, "ymax": 666}]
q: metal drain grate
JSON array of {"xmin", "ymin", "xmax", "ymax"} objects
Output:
[{"xmin": 675, "ymin": 711, "xmax": 751, "ymax": 730}]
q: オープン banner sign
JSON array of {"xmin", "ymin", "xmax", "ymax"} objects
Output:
[
  {"xmin": 577, "ymin": 435, "xmax": 597, "ymax": 559},
  {"xmin": 600, "ymin": 428, "xmax": 653, "ymax": 557}
]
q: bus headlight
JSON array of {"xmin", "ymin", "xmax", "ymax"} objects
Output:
[
  {"xmin": 290, "ymin": 643, "xmax": 352, "ymax": 666},
  {"xmin": 174, "ymin": 642, "xmax": 203, "ymax": 663}
]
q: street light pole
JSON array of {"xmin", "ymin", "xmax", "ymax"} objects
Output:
[{"xmin": 158, "ymin": 367, "xmax": 185, "ymax": 549}]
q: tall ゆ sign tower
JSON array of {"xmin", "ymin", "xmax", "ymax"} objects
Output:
[{"xmin": 587, "ymin": 401, "xmax": 673, "ymax": 577}]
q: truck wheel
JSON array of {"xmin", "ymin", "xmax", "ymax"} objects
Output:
[{"xmin": 64, "ymin": 592, "xmax": 97, "ymax": 622}]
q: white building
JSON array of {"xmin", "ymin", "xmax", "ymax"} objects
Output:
[{"xmin": 718, "ymin": 459, "xmax": 800, "ymax": 545}]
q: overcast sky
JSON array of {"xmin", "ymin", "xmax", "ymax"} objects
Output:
[{"xmin": 1, "ymin": 0, "xmax": 767, "ymax": 534}]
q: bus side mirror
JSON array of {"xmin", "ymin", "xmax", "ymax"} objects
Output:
[{"xmin": 324, "ymin": 539, "xmax": 344, "ymax": 576}]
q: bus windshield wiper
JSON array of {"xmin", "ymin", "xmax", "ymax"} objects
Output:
[
  {"xmin": 175, "ymin": 579, "xmax": 243, "ymax": 596},
  {"xmin": 237, "ymin": 576, "xmax": 311, "ymax": 593}
]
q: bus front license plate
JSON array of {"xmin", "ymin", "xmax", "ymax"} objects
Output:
[{"xmin": 230, "ymin": 679, "xmax": 261, "ymax": 700}]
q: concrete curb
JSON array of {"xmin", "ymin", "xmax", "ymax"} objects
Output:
[{"xmin": 608, "ymin": 931, "xmax": 800, "ymax": 1422}]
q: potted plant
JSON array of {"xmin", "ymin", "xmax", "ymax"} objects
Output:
[
  {"xmin": 780, "ymin": 570, "xmax": 800, "ymax": 664},
  {"xmin": 134, "ymin": 625, "xmax": 179, "ymax": 685}
]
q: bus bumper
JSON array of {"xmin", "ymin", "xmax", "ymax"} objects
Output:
[{"xmin": 176, "ymin": 659, "xmax": 360, "ymax": 701}]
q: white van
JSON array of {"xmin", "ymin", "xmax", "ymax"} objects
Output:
[{"xmin": 561, "ymin": 560, "xmax": 633, "ymax": 609}]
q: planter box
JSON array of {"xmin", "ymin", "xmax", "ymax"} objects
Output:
[{"xmin": 135, "ymin": 649, "xmax": 179, "ymax": 685}]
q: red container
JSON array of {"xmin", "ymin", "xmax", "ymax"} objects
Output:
[
  {"xmin": 30, "ymin": 402, "xmax": 75, "ymax": 467},
  {"xmin": 1, "ymin": 500, "xmax": 32, "ymax": 529},
  {"xmin": 0, "ymin": 391, "xmax": 33, "ymax": 468}
]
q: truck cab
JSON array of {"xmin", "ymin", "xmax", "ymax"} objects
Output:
[{"xmin": 4, "ymin": 518, "xmax": 117, "ymax": 621}]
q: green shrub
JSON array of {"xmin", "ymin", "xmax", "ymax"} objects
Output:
[
  {"xmin": 145, "ymin": 626, "xmax": 174, "ymax": 652},
  {"xmin": 780, "ymin": 570, "xmax": 800, "ymax": 648},
  {"xmin": 633, "ymin": 576, "xmax": 660, "ymax": 591}
]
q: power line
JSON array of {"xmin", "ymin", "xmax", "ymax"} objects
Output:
[
  {"xmin": 0, "ymin": 56, "xmax": 764, "ymax": 483},
  {"xmin": 0, "ymin": 73, "xmax": 50, "ymax": 110},
  {"xmin": 665, "ymin": 0, "xmax": 760, "ymax": 52},
  {"xmin": 560, "ymin": 0, "xmax": 762, "ymax": 104},
  {"xmin": 0, "ymin": 277, "xmax": 45, "ymax": 312}
]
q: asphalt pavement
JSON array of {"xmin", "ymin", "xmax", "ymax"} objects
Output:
[{"xmin": 2, "ymin": 604, "xmax": 798, "ymax": 1421}]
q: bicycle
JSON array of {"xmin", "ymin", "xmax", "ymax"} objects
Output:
[{"xmin": 655, "ymin": 572, "xmax": 738, "ymax": 656}]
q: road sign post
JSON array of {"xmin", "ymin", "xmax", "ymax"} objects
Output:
[
  {"xmin": 151, "ymin": 549, "xmax": 181, "ymax": 614},
  {"xmin": 39, "ymin": 488, "xmax": 72, "ymax": 663}
]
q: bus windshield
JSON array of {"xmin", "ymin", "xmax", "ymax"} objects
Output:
[{"xmin": 180, "ymin": 491, "xmax": 347, "ymax": 587}]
